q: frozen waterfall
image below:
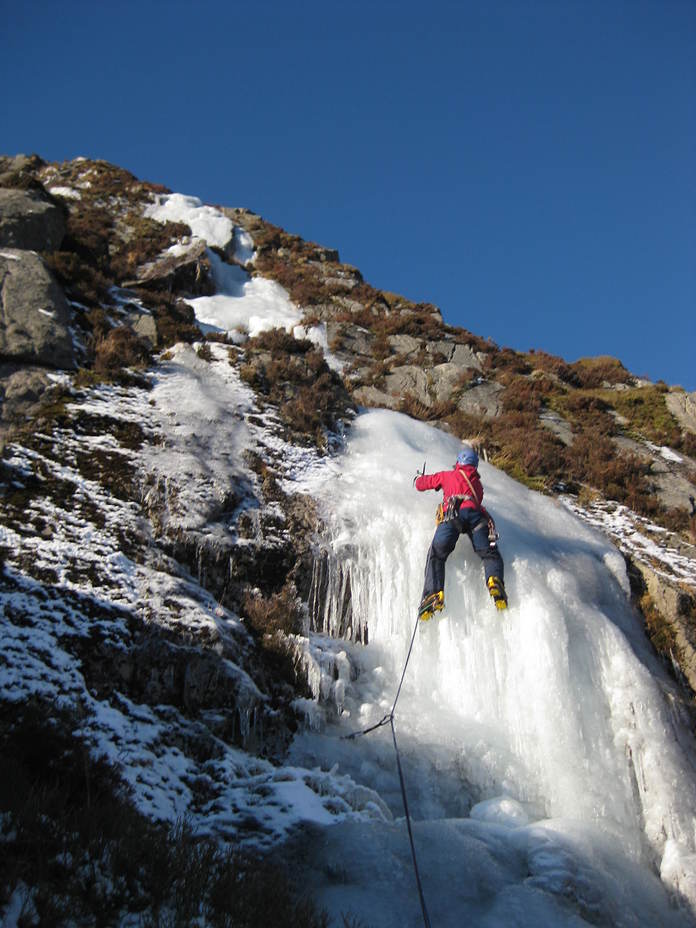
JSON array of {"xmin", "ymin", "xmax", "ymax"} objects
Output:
[{"xmin": 290, "ymin": 409, "xmax": 696, "ymax": 927}]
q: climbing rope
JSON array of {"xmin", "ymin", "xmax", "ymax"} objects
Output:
[{"xmin": 343, "ymin": 613, "xmax": 433, "ymax": 928}]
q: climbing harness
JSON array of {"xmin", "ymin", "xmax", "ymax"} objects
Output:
[
  {"xmin": 436, "ymin": 494, "xmax": 466, "ymax": 524},
  {"xmin": 343, "ymin": 613, "xmax": 433, "ymax": 928}
]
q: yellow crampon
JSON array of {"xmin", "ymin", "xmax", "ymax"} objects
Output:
[
  {"xmin": 418, "ymin": 590, "xmax": 444, "ymax": 621},
  {"xmin": 487, "ymin": 576, "xmax": 508, "ymax": 610}
]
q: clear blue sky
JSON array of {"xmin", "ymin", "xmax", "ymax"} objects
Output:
[{"xmin": 4, "ymin": 0, "xmax": 695, "ymax": 389}]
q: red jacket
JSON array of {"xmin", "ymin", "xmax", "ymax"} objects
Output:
[{"xmin": 415, "ymin": 464, "xmax": 485, "ymax": 512}]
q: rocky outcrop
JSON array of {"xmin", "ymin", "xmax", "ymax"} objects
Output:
[
  {"xmin": 456, "ymin": 379, "xmax": 505, "ymax": 418},
  {"xmin": 358, "ymin": 364, "xmax": 501, "ymax": 417},
  {"xmin": 667, "ymin": 390, "xmax": 696, "ymax": 435},
  {"xmin": 0, "ymin": 249, "xmax": 75, "ymax": 368},
  {"xmin": 131, "ymin": 238, "xmax": 209, "ymax": 291},
  {"xmin": 0, "ymin": 187, "xmax": 66, "ymax": 252},
  {"xmin": 627, "ymin": 558, "xmax": 696, "ymax": 694}
]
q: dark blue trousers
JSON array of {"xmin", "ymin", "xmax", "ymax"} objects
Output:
[{"xmin": 421, "ymin": 508, "xmax": 504, "ymax": 601}]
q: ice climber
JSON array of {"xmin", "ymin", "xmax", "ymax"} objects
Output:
[{"xmin": 415, "ymin": 445, "xmax": 507, "ymax": 619}]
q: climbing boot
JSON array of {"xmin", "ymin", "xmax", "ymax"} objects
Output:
[
  {"xmin": 487, "ymin": 576, "xmax": 508, "ymax": 610},
  {"xmin": 418, "ymin": 591, "xmax": 444, "ymax": 621}
]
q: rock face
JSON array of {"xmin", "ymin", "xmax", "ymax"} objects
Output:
[
  {"xmin": 0, "ymin": 187, "xmax": 66, "ymax": 252},
  {"xmin": 667, "ymin": 390, "xmax": 696, "ymax": 435},
  {"xmin": 628, "ymin": 558, "xmax": 696, "ymax": 693},
  {"xmin": 0, "ymin": 249, "xmax": 75, "ymax": 368}
]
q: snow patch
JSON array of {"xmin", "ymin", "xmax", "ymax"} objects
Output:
[
  {"xmin": 48, "ymin": 185, "xmax": 81, "ymax": 200},
  {"xmin": 144, "ymin": 192, "xmax": 234, "ymax": 250},
  {"xmin": 188, "ymin": 251, "xmax": 301, "ymax": 338},
  {"xmin": 233, "ymin": 226, "xmax": 255, "ymax": 265},
  {"xmin": 647, "ymin": 442, "xmax": 684, "ymax": 464}
]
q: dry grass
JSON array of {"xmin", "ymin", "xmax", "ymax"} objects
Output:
[
  {"xmin": 242, "ymin": 583, "xmax": 304, "ymax": 637},
  {"xmin": 239, "ymin": 332, "xmax": 353, "ymax": 446},
  {"xmin": 93, "ymin": 327, "xmax": 152, "ymax": 377},
  {"xmin": 569, "ymin": 355, "xmax": 632, "ymax": 389},
  {"xmin": 525, "ymin": 349, "xmax": 580, "ymax": 385}
]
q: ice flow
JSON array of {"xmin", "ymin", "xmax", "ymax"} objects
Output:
[{"xmin": 291, "ymin": 409, "xmax": 696, "ymax": 926}]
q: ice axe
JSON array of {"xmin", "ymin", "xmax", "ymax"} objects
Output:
[{"xmin": 412, "ymin": 459, "xmax": 426, "ymax": 486}]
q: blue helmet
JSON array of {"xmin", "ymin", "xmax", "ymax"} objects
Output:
[{"xmin": 456, "ymin": 447, "xmax": 479, "ymax": 468}]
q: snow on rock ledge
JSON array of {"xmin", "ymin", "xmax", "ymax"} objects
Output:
[{"xmin": 145, "ymin": 192, "xmax": 235, "ymax": 252}]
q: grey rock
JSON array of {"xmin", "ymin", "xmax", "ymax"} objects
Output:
[
  {"xmin": 430, "ymin": 362, "xmax": 467, "ymax": 397},
  {"xmin": 613, "ymin": 437, "xmax": 647, "ymax": 459},
  {"xmin": 129, "ymin": 239, "xmax": 214, "ymax": 298},
  {"xmin": 384, "ymin": 365, "xmax": 429, "ymax": 402},
  {"xmin": 630, "ymin": 559, "xmax": 696, "ymax": 693},
  {"xmin": 387, "ymin": 334, "xmax": 421, "ymax": 357},
  {"xmin": 0, "ymin": 365, "xmax": 51, "ymax": 425},
  {"xmin": 323, "ymin": 275, "xmax": 359, "ymax": 292},
  {"xmin": 326, "ymin": 322, "xmax": 374, "ymax": 359},
  {"xmin": 0, "ymin": 249, "xmax": 75, "ymax": 368},
  {"xmin": 666, "ymin": 391, "xmax": 696, "ymax": 435},
  {"xmin": 0, "ymin": 154, "xmax": 35, "ymax": 175},
  {"xmin": 132, "ymin": 313, "xmax": 158, "ymax": 345},
  {"xmin": 332, "ymin": 295, "xmax": 367, "ymax": 315},
  {"xmin": 650, "ymin": 469, "xmax": 696, "ymax": 512},
  {"xmin": 450, "ymin": 343, "xmax": 483, "ymax": 372},
  {"xmin": 456, "ymin": 381, "xmax": 504, "ymax": 419},
  {"xmin": 367, "ymin": 362, "xmax": 500, "ymax": 417},
  {"xmin": 0, "ymin": 188, "xmax": 66, "ymax": 252},
  {"xmin": 426, "ymin": 339, "xmax": 456, "ymax": 361},
  {"xmin": 612, "ymin": 435, "xmax": 696, "ymax": 510},
  {"xmin": 425, "ymin": 340, "xmax": 483, "ymax": 372},
  {"xmin": 540, "ymin": 411, "xmax": 574, "ymax": 446},
  {"xmin": 135, "ymin": 238, "xmax": 208, "ymax": 285},
  {"xmin": 352, "ymin": 384, "xmax": 400, "ymax": 410}
]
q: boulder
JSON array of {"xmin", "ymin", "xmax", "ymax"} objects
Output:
[
  {"xmin": 0, "ymin": 249, "xmax": 75, "ymax": 368},
  {"xmin": 0, "ymin": 365, "xmax": 51, "ymax": 427},
  {"xmin": 0, "ymin": 187, "xmax": 66, "ymax": 251}
]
